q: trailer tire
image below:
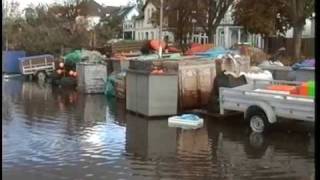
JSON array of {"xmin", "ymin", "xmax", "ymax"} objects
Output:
[
  {"xmin": 36, "ymin": 71, "xmax": 47, "ymax": 81},
  {"xmin": 246, "ymin": 106, "xmax": 270, "ymax": 133},
  {"xmin": 244, "ymin": 132, "xmax": 268, "ymax": 159}
]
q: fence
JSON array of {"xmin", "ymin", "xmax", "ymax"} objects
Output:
[{"xmin": 264, "ymin": 37, "xmax": 314, "ymax": 58}]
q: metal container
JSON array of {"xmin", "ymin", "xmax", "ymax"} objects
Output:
[
  {"xmin": 126, "ymin": 69, "xmax": 178, "ymax": 116},
  {"xmin": 259, "ymin": 65, "xmax": 295, "ymax": 81},
  {"xmin": 295, "ymin": 68, "xmax": 314, "ymax": 82},
  {"xmin": 76, "ymin": 62, "xmax": 107, "ymax": 94}
]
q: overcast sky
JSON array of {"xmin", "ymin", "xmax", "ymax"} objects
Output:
[{"xmin": 16, "ymin": 0, "xmax": 130, "ymax": 10}]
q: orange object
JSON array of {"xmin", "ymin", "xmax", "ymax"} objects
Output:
[
  {"xmin": 297, "ymin": 83, "xmax": 308, "ymax": 96},
  {"xmin": 266, "ymin": 85, "xmax": 298, "ymax": 94},
  {"xmin": 150, "ymin": 40, "xmax": 166, "ymax": 51},
  {"xmin": 185, "ymin": 43, "xmax": 214, "ymax": 55}
]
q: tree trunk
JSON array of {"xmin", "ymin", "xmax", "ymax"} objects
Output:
[
  {"xmin": 292, "ymin": 25, "xmax": 303, "ymax": 60},
  {"xmin": 207, "ymin": 29, "xmax": 213, "ymax": 43}
]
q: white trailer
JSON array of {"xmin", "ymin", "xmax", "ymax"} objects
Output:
[
  {"xmin": 19, "ymin": 54, "xmax": 56, "ymax": 80},
  {"xmin": 219, "ymin": 79, "xmax": 314, "ymax": 133}
]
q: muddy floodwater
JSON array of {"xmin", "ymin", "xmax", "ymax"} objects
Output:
[{"xmin": 2, "ymin": 78, "xmax": 315, "ymax": 180}]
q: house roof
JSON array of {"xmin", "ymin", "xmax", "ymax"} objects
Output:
[
  {"xmin": 104, "ymin": 6, "xmax": 120, "ymax": 15},
  {"xmin": 142, "ymin": 0, "xmax": 161, "ymax": 11},
  {"xmin": 77, "ymin": 0, "xmax": 104, "ymax": 17},
  {"xmin": 118, "ymin": 6, "xmax": 136, "ymax": 17}
]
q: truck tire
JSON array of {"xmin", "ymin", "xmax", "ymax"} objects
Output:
[
  {"xmin": 36, "ymin": 71, "xmax": 47, "ymax": 82},
  {"xmin": 246, "ymin": 106, "xmax": 270, "ymax": 133}
]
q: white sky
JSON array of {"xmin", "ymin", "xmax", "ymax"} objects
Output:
[{"xmin": 15, "ymin": 0, "xmax": 130, "ymax": 10}]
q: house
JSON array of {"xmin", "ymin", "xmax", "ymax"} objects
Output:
[
  {"xmin": 284, "ymin": 16, "xmax": 315, "ymax": 39},
  {"xmin": 134, "ymin": 0, "xmax": 175, "ymax": 42},
  {"xmin": 75, "ymin": 0, "xmax": 106, "ymax": 30},
  {"xmin": 119, "ymin": 5, "xmax": 140, "ymax": 40},
  {"xmin": 133, "ymin": 0, "xmax": 263, "ymax": 49}
]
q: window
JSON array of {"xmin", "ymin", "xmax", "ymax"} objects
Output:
[
  {"xmin": 151, "ymin": 32, "xmax": 154, "ymax": 40},
  {"xmin": 146, "ymin": 32, "xmax": 149, "ymax": 40}
]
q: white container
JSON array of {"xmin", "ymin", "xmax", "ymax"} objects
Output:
[
  {"xmin": 76, "ymin": 62, "xmax": 107, "ymax": 94},
  {"xmin": 126, "ymin": 70, "xmax": 178, "ymax": 116},
  {"xmin": 168, "ymin": 115, "xmax": 204, "ymax": 129}
]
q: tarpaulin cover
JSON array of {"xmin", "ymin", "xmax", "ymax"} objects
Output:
[
  {"xmin": 64, "ymin": 50, "xmax": 105, "ymax": 66},
  {"xmin": 104, "ymin": 74, "xmax": 116, "ymax": 97},
  {"xmin": 64, "ymin": 50, "xmax": 82, "ymax": 65},
  {"xmin": 292, "ymin": 59, "xmax": 315, "ymax": 70},
  {"xmin": 194, "ymin": 47, "xmax": 231, "ymax": 59}
]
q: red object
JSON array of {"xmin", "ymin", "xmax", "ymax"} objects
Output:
[
  {"xmin": 73, "ymin": 72, "xmax": 77, "ymax": 77},
  {"xmin": 266, "ymin": 85, "xmax": 298, "ymax": 94},
  {"xmin": 149, "ymin": 40, "xmax": 166, "ymax": 51},
  {"xmin": 185, "ymin": 43, "xmax": 213, "ymax": 55},
  {"xmin": 167, "ymin": 46, "xmax": 180, "ymax": 52}
]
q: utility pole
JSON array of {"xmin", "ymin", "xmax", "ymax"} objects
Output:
[{"xmin": 158, "ymin": 0, "xmax": 163, "ymax": 59}]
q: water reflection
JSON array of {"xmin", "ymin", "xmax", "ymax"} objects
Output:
[
  {"xmin": 206, "ymin": 117, "xmax": 314, "ymax": 179},
  {"xmin": 126, "ymin": 114, "xmax": 177, "ymax": 158},
  {"xmin": 2, "ymin": 79, "xmax": 314, "ymax": 180}
]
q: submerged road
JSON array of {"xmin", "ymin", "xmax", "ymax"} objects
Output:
[{"xmin": 2, "ymin": 78, "xmax": 314, "ymax": 180}]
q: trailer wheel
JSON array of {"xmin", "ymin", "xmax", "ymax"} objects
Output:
[
  {"xmin": 246, "ymin": 106, "xmax": 270, "ymax": 133},
  {"xmin": 36, "ymin": 71, "xmax": 47, "ymax": 81}
]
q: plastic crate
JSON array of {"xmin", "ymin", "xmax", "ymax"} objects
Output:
[{"xmin": 266, "ymin": 85, "xmax": 298, "ymax": 94}]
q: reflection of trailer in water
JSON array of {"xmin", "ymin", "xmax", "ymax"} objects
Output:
[
  {"xmin": 21, "ymin": 82, "xmax": 52, "ymax": 101},
  {"xmin": 219, "ymin": 80, "xmax": 314, "ymax": 133},
  {"xmin": 205, "ymin": 118, "xmax": 314, "ymax": 179}
]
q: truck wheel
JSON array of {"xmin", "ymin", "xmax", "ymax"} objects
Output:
[
  {"xmin": 246, "ymin": 107, "xmax": 270, "ymax": 133},
  {"xmin": 36, "ymin": 71, "xmax": 47, "ymax": 81}
]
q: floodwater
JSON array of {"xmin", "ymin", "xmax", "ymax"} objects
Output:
[{"xmin": 2, "ymin": 78, "xmax": 315, "ymax": 180}]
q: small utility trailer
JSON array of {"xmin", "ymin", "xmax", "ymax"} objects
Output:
[
  {"xmin": 219, "ymin": 79, "xmax": 314, "ymax": 133},
  {"xmin": 19, "ymin": 54, "xmax": 56, "ymax": 81}
]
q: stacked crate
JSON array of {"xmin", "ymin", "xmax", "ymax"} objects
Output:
[
  {"xmin": 115, "ymin": 73, "xmax": 126, "ymax": 99},
  {"xmin": 76, "ymin": 62, "xmax": 107, "ymax": 94}
]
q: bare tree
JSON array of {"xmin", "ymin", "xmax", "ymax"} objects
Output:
[{"xmin": 195, "ymin": 0, "xmax": 234, "ymax": 43}]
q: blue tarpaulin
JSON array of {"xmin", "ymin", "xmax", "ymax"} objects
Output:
[
  {"xmin": 194, "ymin": 47, "xmax": 231, "ymax": 59},
  {"xmin": 292, "ymin": 59, "xmax": 315, "ymax": 70},
  {"xmin": 2, "ymin": 51, "xmax": 26, "ymax": 73}
]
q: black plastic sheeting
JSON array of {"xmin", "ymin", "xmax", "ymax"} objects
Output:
[{"xmin": 207, "ymin": 71, "xmax": 247, "ymax": 113}]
